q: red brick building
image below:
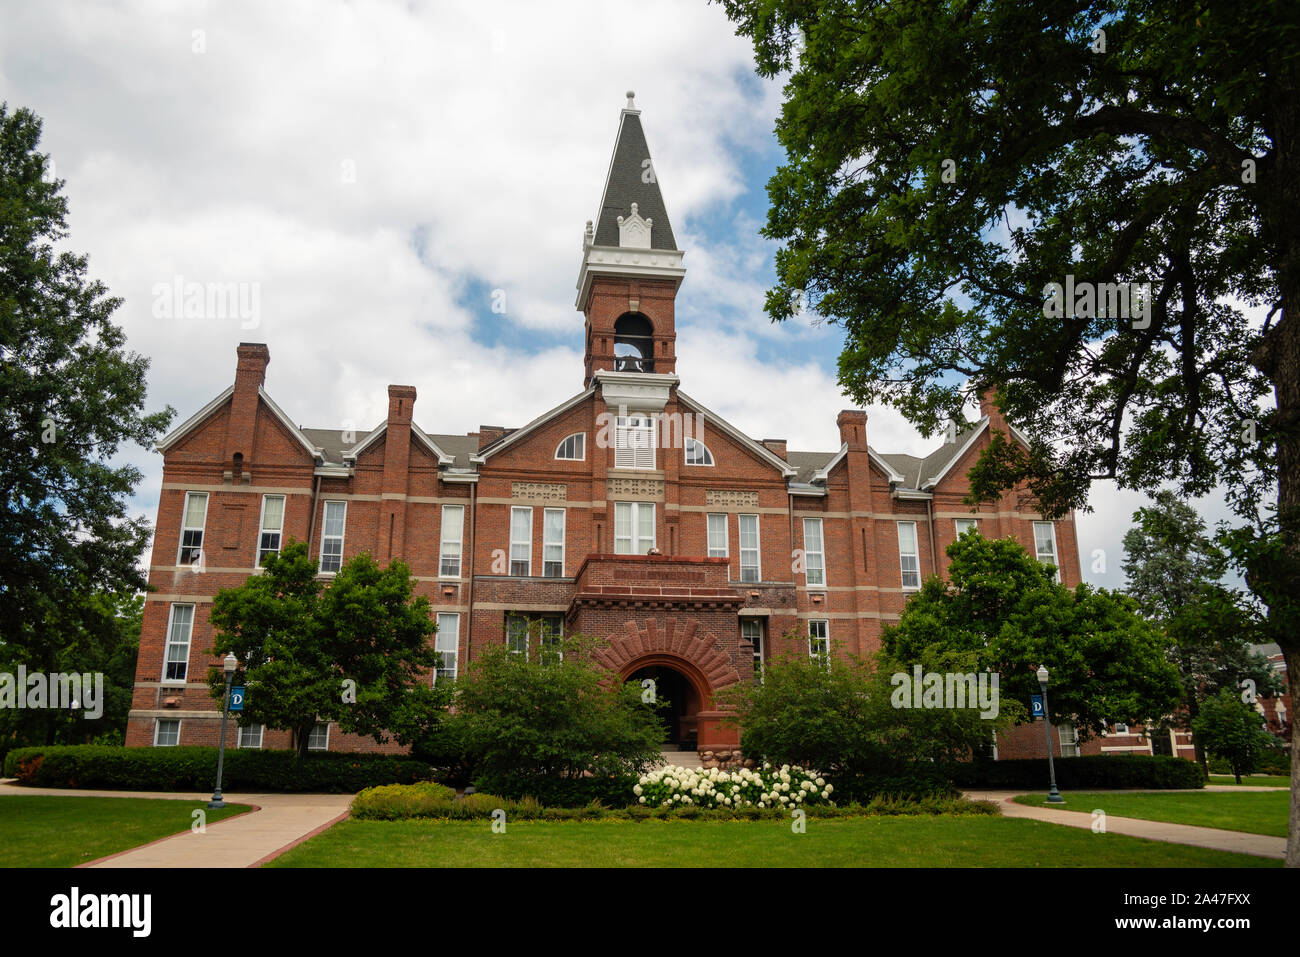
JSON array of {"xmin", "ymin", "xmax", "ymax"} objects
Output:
[{"xmin": 127, "ymin": 96, "xmax": 1085, "ymax": 755}]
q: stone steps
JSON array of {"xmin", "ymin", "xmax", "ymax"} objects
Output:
[{"xmin": 657, "ymin": 749, "xmax": 703, "ymax": 769}]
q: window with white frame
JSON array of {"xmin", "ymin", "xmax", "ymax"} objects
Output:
[
  {"xmin": 809, "ymin": 620, "xmax": 830, "ymax": 661},
  {"xmin": 435, "ymin": 613, "xmax": 459, "ymax": 682},
  {"xmin": 614, "ymin": 414, "xmax": 656, "ymax": 470},
  {"xmin": 543, "ymin": 508, "xmax": 565, "ymax": 577},
  {"xmin": 154, "ymin": 718, "xmax": 180, "ymax": 747},
  {"xmin": 739, "ymin": 514, "xmax": 761, "ymax": 582},
  {"xmin": 742, "ymin": 618, "xmax": 765, "ymax": 683},
  {"xmin": 319, "ymin": 501, "xmax": 347, "ymax": 573},
  {"xmin": 1058, "ymin": 721, "xmax": 1079, "ymax": 757},
  {"xmin": 897, "ymin": 521, "xmax": 921, "ymax": 589},
  {"xmin": 1113, "ymin": 722, "xmax": 1130, "ymax": 735},
  {"xmin": 510, "ymin": 506, "xmax": 532, "ymax": 575},
  {"xmin": 684, "ymin": 437, "xmax": 713, "ymax": 466},
  {"xmin": 307, "ymin": 723, "xmax": 330, "ymax": 751},
  {"xmin": 803, "ymin": 518, "xmax": 826, "ymax": 586},
  {"xmin": 178, "ymin": 491, "xmax": 208, "ymax": 565},
  {"xmin": 163, "ymin": 604, "xmax": 194, "ymax": 683},
  {"xmin": 257, "ymin": 494, "xmax": 285, "ymax": 565},
  {"xmin": 614, "ymin": 501, "xmax": 655, "ymax": 554},
  {"xmin": 238, "ymin": 724, "xmax": 264, "ymax": 749},
  {"xmin": 954, "ymin": 518, "xmax": 979, "ymax": 537},
  {"xmin": 506, "ymin": 614, "xmax": 563, "ymax": 659},
  {"xmin": 1033, "ymin": 522, "xmax": 1060, "ymax": 581},
  {"xmin": 439, "ymin": 504, "xmax": 464, "ymax": 578},
  {"xmin": 706, "ymin": 513, "xmax": 728, "ymax": 558},
  {"xmin": 555, "ymin": 432, "xmax": 586, "ymax": 461}
]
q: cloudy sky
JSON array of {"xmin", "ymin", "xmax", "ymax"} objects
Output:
[{"xmin": 2, "ymin": 0, "xmax": 1233, "ymax": 586}]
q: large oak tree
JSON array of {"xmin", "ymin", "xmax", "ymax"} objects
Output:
[{"xmin": 721, "ymin": 0, "xmax": 1300, "ymax": 864}]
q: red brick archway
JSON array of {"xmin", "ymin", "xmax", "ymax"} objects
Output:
[{"xmin": 593, "ymin": 617, "xmax": 742, "ymax": 749}]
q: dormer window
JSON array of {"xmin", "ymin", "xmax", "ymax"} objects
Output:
[{"xmin": 614, "ymin": 313, "xmax": 654, "ymax": 373}]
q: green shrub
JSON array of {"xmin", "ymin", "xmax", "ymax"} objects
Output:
[
  {"xmin": 446, "ymin": 635, "xmax": 664, "ymax": 807},
  {"xmin": 3, "ymin": 745, "xmax": 434, "ymax": 793},
  {"xmin": 342, "ymin": 782, "xmax": 996, "ymax": 821},
  {"xmin": 351, "ymin": 781, "xmax": 457, "ymax": 819},
  {"xmin": 947, "ymin": 754, "xmax": 1205, "ymax": 790}
]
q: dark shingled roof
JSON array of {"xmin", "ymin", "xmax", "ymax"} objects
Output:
[
  {"xmin": 785, "ymin": 421, "xmax": 987, "ymax": 490},
  {"xmin": 592, "ymin": 111, "xmax": 678, "ymax": 251},
  {"xmin": 301, "ymin": 428, "xmax": 480, "ymax": 469}
]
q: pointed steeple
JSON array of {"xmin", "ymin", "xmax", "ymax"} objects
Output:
[
  {"xmin": 591, "ymin": 91, "xmax": 678, "ymax": 251},
  {"xmin": 576, "ymin": 94, "xmax": 687, "ymax": 387},
  {"xmin": 576, "ymin": 92, "xmax": 686, "ymax": 315}
]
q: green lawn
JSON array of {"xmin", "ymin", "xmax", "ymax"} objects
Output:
[
  {"xmin": 0, "ymin": 796, "xmax": 250, "ymax": 867},
  {"xmin": 1014, "ymin": 790, "xmax": 1289, "ymax": 837},
  {"xmin": 267, "ymin": 816, "xmax": 1278, "ymax": 867},
  {"xmin": 1207, "ymin": 774, "xmax": 1291, "ymax": 788}
]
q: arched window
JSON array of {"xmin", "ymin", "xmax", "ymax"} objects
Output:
[
  {"xmin": 614, "ymin": 313, "xmax": 655, "ymax": 372},
  {"xmin": 684, "ymin": 437, "xmax": 713, "ymax": 466},
  {"xmin": 555, "ymin": 433, "xmax": 585, "ymax": 461}
]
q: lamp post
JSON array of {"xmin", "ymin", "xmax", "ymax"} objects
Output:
[
  {"xmin": 209, "ymin": 653, "xmax": 239, "ymax": 809},
  {"xmin": 1037, "ymin": 664, "xmax": 1065, "ymax": 803}
]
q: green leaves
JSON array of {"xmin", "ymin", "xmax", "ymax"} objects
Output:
[
  {"xmin": 1191, "ymin": 688, "xmax": 1276, "ymax": 783},
  {"xmin": 208, "ymin": 541, "xmax": 443, "ymax": 756},
  {"xmin": 881, "ymin": 531, "xmax": 1181, "ymax": 737},
  {"xmin": 0, "ymin": 103, "xmax": 173, "ymax": 649}
]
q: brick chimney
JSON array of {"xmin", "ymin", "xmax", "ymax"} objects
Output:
[
  {"xmin": 836, "ymin": 410, "xmax": 867, "ymax": 451},
  {"xmin": 478, "ymin": 425, "xmax": 507, "ymax": 450},
  {"xmin": 224, "ymin": 343, "xmax": 270, "ymax": 481},
  {"xmin": 379, "ymin": 384, "xmax": 417, "ymax": 560},
  {"xmin": 761, "ymin": 438, "xmax": 788, "ymax": 460},
  {"xmin": 978, "ymin": 386, "xmax": 1007, "ymax": 432}
]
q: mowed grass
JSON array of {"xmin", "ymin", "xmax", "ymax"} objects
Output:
[
  {"xmin": 267, "ymin": 816, "xmax": 1278, "ymax": 868},
  {"xmin": 1014, "ymin": 790, "xmax": 1289, "ymax": 837},
  {"xmin": 1207, "ymin": 774, "xmax": 1291, "ymax": 788},
  {"xmin": 0, "ymin": 796, "xmax": 250, "ymax": 867}
]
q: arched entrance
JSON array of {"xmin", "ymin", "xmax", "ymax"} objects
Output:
[{"xmin": 626, "ymin": 663, "xmax": 701, "ymax": 747}]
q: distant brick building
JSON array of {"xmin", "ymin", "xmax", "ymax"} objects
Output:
[{"xmin": 127, "ymin": 95, "xmax": 1087, "ymax": 755}]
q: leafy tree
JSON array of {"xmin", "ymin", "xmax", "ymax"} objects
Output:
[
  {"xmin": 208, "ymin": 541, "xmax": 445, "ymax": 757},
  {"xmin": 720, "ymin": 642, "xmax": 1022, "ymax": 796},
  {"xmin": 0, "ymin": 590, "xmax": 141, "ymax": 759},
  {"xmin": 1192, "ymin": 688, "xmax": 1276, "ymax": 783},
  {"xmin": 441, "ymin": 633, "xmax": 665, "ymax": 804},
  {"xmin": 882, "ymin": 533, "xmax": 1181, "ymax": 737},
  {"xmin": 721, "ymin": 0, "xmax": 1300, "ymax": 862},
  {"xmin": 1122, "ymin": 490, "xmax": 1282, "ymax": 769},
  {"xmin": 0, "ymin": 103, "xmax": 172, "ymax": 678}
]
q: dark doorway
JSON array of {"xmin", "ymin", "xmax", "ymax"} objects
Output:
[
  {"xmin": 1150, "ymin": 730, "xmax": 1173, "ymax": 756},
  {"xmin": 627, "ymin": 665, "xmax": 694, "ymax": 746}
]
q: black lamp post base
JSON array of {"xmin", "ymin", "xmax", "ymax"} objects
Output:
[
  {"xmin": 208, "ymin": 797, "xmax": 225, "ymax": 809},
  {"xmin": 1046, "ymin": 791, "xmax": 1065, "ymax": 803}
]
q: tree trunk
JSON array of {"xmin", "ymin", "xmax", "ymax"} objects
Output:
[
  {"xmin": 1285, "ymin": 647, "xmax": 1299, "ymax": 866},
  {"xmin": 1258, "ymin": 52, "xmax": 1300, "ymax": 869}
]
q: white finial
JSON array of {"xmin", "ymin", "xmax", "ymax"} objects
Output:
[{"xmin": 626, "ymin": 90, "xmax": 636, "ymax": 109}]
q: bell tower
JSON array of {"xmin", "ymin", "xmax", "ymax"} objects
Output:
[{"xmin": 577, "ymin": 92, "xmax": 687, "ymax": 388}]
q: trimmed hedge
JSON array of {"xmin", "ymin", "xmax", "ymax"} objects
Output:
[
  {"xmin": 3, "ymin": 745, "xmax": 435, "ymax": 793},
  {"xmin": 947, "ymin": 755, "xmax": 1205, "ymax": 790},
  {"xmin": 469, "ymin": 771, "xmax": 640, "ymax": 808},
  {"xmin": 348, "ymin": 782, "xmax": 999, "ymax": 821}
]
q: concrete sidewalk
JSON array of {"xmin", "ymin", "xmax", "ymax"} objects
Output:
[
  {"xmin": 966, "ymin": 790, "xmax": 1287, "ymax": 860},
  {"xmin": 0, "ymin": 781, "xmax": 352, "ymax": 868}
]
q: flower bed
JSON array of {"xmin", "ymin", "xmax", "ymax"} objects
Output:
[{"xmin": 635, "ymin": 763, "xmax": 834, "ymax": 809}]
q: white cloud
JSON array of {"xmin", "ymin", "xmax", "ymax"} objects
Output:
[{"xmin": 5, "ymin": 0, "xmax": 1216, "ymax": 588}]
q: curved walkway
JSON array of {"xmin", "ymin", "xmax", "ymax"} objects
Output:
[
  {"xmin": 966, "ymin": 790, "xmax": 1287, "ymax": 860},
  {"xmin": 0, "ymin": 781, "xmax": 352, "ymax": 868}
]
